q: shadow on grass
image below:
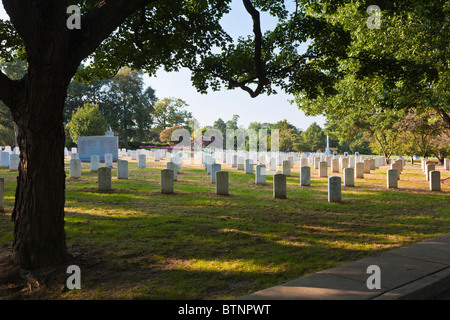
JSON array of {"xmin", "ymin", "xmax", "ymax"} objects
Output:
[{"xmin": 0, "ymin": 163, "xmax": 449, "ymax": 299}]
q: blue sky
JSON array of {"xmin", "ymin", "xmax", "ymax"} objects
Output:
[{"xmin": 0, "ymin": 1, "xmax": 326, "ymax": 131}]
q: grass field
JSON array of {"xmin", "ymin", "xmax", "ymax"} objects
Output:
[{"xmin": 0, "ymin": 156, "xmax": 449, "ymax": 299}]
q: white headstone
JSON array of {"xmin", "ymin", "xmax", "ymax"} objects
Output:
[
  {"xmin": 300, "ymin": 166, "xmax": 310, "ymax": 186},
  {"xmin": 117, "ymin": 159, "xmax": 128, "ymax": 179},
  {"xmin": 138, "ymin": 154, "xmax": 147, "ymax": 168},
  {"xmin": 245, "ymin": 159, "xmax": 253, "ymax": 174},
  {"xmin": 105, "ymin": 153, "xmax": 113, "ymax": 168},
  {"xmin": 167, "ymin": 161, "xmax": 178, "ymax": 181},
  {"xmin": 387, "ymin": 169, "xmax": 398, "ymax": 188},
  {"xmin": 1, "ymin": 152, "xmax": 10, "ymax": 168},
  {"xmin": 255, "ymin": 165, "xmax": 266, "ymax": 185},
  {"xmin": 9, "ymin": 154, "xmax": 19, "ymax": 171},
  {"xmin": 216, "ymin": 171, "xmax": 229, "ymax": 196},
  {"xmin": 319, "ymin": 161, "xmax": 328, "ymax": 177},
  {"xmin": 90, "ymin": 155, "xmax": 100, "ymax": 172},
  {"xmin": 70, "ymin": 159, "xmax": 81, "ymax": 178},
  {"xmin": 328, "ymin": 176, "xmax": 341, "ymax": 202},
  {"xmin": 211, "ymin": 163, "xmax": 221, "ymax": 184},
  {"xmin": 343, "ymin": 167, "xmax": 354, "ymax": 187},
  {"xmin": 282, "ymin": 160, "xmax": 291, "ymax": 176},
  {"xmin": 430, "ymin": 171, "xmax": 441, "ymax": 191}
]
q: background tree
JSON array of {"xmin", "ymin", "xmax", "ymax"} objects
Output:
[
  {"xmin": 274, "ymin": 120, "xmax": 302, "ymax": 152},
  {"xmin": 398, "ymin": 109, "xmax": 445, "ymax": 159},
  {"xmin": 226, "ymin": 115, "xmax": 240, "ymax": 131},
  {"xmin": 65, "ymin": 67, "xmax": 157, "ymax": 147},
  {"xmin": 151, "ymin": 97, "xmax": 192, "ymax": 132},
  {"xmin": 101, "ymin": 68, "xmax": 156, "ymax": 145},
  {"xmin": 300, "ymin": 122, "xmax": 327, "ymax": 152},
  {"xmin": 429, "ymin": 131, "xmax": 450, "ymax": 164},
  {"xmin": 159, "ymin": 125, "xmax": 184, "ymax": 145},
  {"xmin": 213, "ymin": 118, "xmax": 227, "ymax": 139},
  {"xmin": 294, "ymin": 0, "xmax": 449, "ymax": 131},
  {"xmin": 68, "ymin": 103, "xmax": 107, "ymax": 144}
]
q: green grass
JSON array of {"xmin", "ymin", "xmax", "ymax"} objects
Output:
[{"xmin": 0, "ymin": 158, "xmax": 449, "ymax": 299}]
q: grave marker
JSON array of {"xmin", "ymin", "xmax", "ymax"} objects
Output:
[
  {"xmin": 9, "ymin": 154, "xmax": 19, "ymax": 171},
  {"xmin": 98, "ymin": 167, "xmax": 112, "ymax": 191},
  {"xmin": 328, "ymin": 176, "xmax": 341, "ymax": 202},
  {"xmin": 161, "ymin": 169, "xmax": 174, "ymax": 194},
  {"xmin": 343, "ymin": 167, "xmax": 354, "ymax": 187},
  {"xmin": 300, "ymin": 166, "xmax": 310, "ymax": 186},
  {"xmin": 70, "ymin": 159, "xmax": 81, "ymax": 178},
  {"xmin": 105, "ymin": 153, "xmax": 113, "ymax": 168},
  {"xmin": 387, "ymin": 169, "xmax": 398, "ymax": 188},
  {"xmin": 117, "ymin": 159, "xmax": 129, "ymax": 179},
  {"xmin": 211, "ymin": 163, "xmax": 221, "ymax": 184},
  {"xmin": 273, "ymin": 174, "xmax": 287, "ymax": 199},
  {"xmin": 245, "ymin": 159, "xmax": 254, "ymax": 174},
  {"xmin": 90, "ymin": 155, "xmax": 100, "ymax": 172},
  {"xmin": 430, "ymin": 171, "xmax": 441, "ymax": 191},
  {"xmin": 216, "ymin": 171, "xmax": 229, "ymax": 196},
  {"xmin": 282, "ymin": 160, "xmax": 291, "ymax": 176},
  {"xmin": 138, "ymin": 154, "xmax": 147, "ymax": 168},
  {"xmin": 355, "ymin": 162, "xmax": 364, "ymax": 179},
  {"xmin": 319, "ymin": 161, "xmax": 328, "ymax": 177},
  {"xmin": 255, "ymin": 165, "xmax": 266, "ymax": 185}
]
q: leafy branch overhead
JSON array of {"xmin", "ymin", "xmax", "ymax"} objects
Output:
[{"xmin": 1, "ymin": 0, "xmax": 353, "ymax": 106}]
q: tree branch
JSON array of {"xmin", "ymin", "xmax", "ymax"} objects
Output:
[
  {"xmin": 0, "ymin": 69, "xmax": 21, "ymax": 111},
  {"xmin": 241, "ymin": 0, "xmax": 269, "ymax": 97},
  {"xmin": 70, "ymin": 0, "xmax": 158, "ymax": 64},
  {"xmin": 432, "ymin": 105, "xmax": 450, "ymax": 130}
]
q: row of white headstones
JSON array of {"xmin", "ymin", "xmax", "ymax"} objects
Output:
[
  {"xmin": 1, "ymin": 148, "xmax": 448, "ymax": 212},
  {"xmin": 61, "ymin": 150, "xmax": 449, "ymax": 204}
]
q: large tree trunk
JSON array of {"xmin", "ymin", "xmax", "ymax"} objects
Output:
[
  {"xmin": 11, "ymin": 68, "xmax": 73, "ymax": 270},
  {"xmin": 1, "ymin": 0, "xmax": 156, "ymax": 270}
]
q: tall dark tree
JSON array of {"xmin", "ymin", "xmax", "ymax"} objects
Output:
[
  {"xmin": 0, "ymin": 0, "xmax": 352, "ymax": 269},
  {"xmin": 213, "ymin": 118, "xmax": 227, "ymax": 139}
]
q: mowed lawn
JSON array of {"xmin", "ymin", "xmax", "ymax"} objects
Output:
[{"xmin": 0, "ymin": 156, "xmax": 449, "ymax": 299}]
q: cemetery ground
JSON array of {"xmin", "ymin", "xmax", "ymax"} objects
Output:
[{"xmin": 0, "ymin": 157, "xmax": 449, "ymax": 300}]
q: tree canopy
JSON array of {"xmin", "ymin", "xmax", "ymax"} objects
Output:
[
  {"xmin": 152, "ymin": 97, "xmax": 192, "ymax": 132},
  {"xmin": 294, "ymin": 0, "xmax": 449, "ymax": 127},
  {"xmin": 68, "ymin": 103, "xmax": 107, "ymax": 144}
]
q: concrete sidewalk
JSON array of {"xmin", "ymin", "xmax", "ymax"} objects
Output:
[{"xmin": 237, "ymin": 233, "xmax": 450, "ymax": 300}]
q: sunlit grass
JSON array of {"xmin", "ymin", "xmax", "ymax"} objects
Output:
[{"xmin": 0, "ymin": 157, "xmax": 449, "ymax": 299}]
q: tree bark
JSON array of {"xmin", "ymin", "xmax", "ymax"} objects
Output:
[
  {"xmin": 10, "ymin": 66, "xmax": 75, "ymax": 269},
  {"xmin": 13, "ymin": 121, "xmax": 19, "ymax": 148}
]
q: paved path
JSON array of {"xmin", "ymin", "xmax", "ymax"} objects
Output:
[{"xmin": 237, "ymin": 233, "xmax": 450, "ymax": 300}]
